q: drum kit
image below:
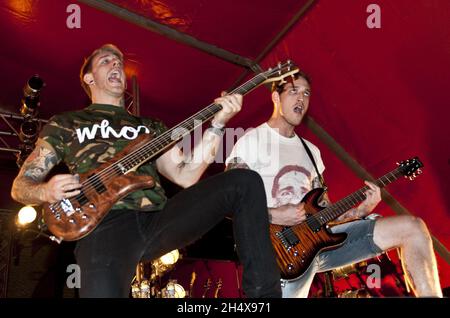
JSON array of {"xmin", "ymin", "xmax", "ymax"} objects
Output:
[
  {"xmin": 130, "ymin": 252, "xmax": 235, "ymax": 298},
  {"xmin": 131, "ymin": 247, "xmax": 412, "ymax": 298}
]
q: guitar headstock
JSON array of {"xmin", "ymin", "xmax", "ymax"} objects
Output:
[
  {"xmin": 216, "ymin": 278, "xmax": 223, "ymax": 289},
  {"xmin": 204, "ymin": 278, "xmax": 212, "ymax": 289},
  {"xmin": 397, "ymin": 157, "xmax": 424, "ymax": 180},
  {"xmin": 262, "ymin": 60, "xmax": 299, "ymax": 84},
  {"xmin": 214, "ymin": 278, "xmax": 223, "ymax": 298}
]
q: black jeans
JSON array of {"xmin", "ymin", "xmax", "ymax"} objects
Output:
[{"xmin": 75, "ymin": 169, "xmax": 281, "ymax": 298}]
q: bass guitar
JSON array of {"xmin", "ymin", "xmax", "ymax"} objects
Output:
[{"xmin": 43, "ymin": 61, "xmax": 299, "ymax": 241}]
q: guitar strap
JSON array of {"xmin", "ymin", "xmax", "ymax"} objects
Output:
[{"xmin": 300, "ymin": 137, "xmax": 328, "ymax": 191}]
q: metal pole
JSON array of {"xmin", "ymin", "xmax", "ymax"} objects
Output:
[
  {"xmin": 0, "ymin": 111, "xmax": 48, "ymax": 123},
  {"xmin": 0, "ymin": 131, "xmax": 17, "ymax": 137},
  {"xmin": 0, "ymin": 147, "xmax": 20, "ymax": 153},
  {"xmin": 78, "ymin": 0, "xmax": 254, "ymax": 68}
]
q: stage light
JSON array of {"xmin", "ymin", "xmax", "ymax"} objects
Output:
[
  {"xmin": 20, "ymin": 74, "xmax": 44, "ymax": 118},
  {"xmin": 17, "ymin": 205, "xmax": 37, "ymax": 226},
  {"xmin": 16, "ymin": 75, "xmax": 45, "ymax": 168},
  {"xmin": 19, "ymin": 119, "xmax": 39, "ymax": 143},
  {"xmin": 16, "ymin": 120, "xmax": 40, "ymax": 167},
  {"xmin": 163, "ymin": 280, "xmax": 186, "ymax": 298},
  {"xmin": 159, "ymin": 249, "xmax": 179, "ymax": 265}
]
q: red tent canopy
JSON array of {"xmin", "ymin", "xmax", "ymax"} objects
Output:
[{"xmin": 0, "ymin": 0, "xmax": 448, "ymax": 290}]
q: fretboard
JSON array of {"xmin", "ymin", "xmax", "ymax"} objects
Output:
[
  {"xmin": 312, "ymin": 167, "xmax": 404, "ymax": 226},
  {"xmin": 114, "ymin": 72, "xmax": 268, "ymax": 173}
]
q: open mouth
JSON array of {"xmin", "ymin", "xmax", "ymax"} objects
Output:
[
  {"xmin": 107, "ymin": 70, "xmax": 122, "ymax": 84},
  {"xmin": 293, "ymin": 104, "xmax": 304, "ymax": 114}
]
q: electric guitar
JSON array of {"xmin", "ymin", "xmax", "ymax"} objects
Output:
[
  {"xmin": 269, "ymin": 157, "xmax": 423, "ymax": 281},
  {"xmin": 43, "ymin": 61, "xmax": 300, "ymax": 241}
]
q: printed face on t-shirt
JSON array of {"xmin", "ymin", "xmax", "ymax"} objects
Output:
[{"xmin": 271, "ymin": 165, "xmax": 311, "ymax": 207}]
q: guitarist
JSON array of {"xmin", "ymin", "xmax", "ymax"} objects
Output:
[
  {"xmin": 226, "ymin": 70, "xmax": 442, "ymax": 297},
  {"xmin": 11, "ymin": 44, "xmax": 282, "ymax": 298}
]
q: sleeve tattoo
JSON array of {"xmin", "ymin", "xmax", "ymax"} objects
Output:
[
  {"xmin": 22, "ymin": 146, "xmax": 58, "ymax": 181},
  {"xmin": 11, "ymin": 145, "xmax": 59, "ymax": 205}
]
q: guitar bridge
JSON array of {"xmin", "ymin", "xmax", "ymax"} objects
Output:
[{"xmin": 60, "ymin": 198, "xmax": 75, "ymax": 216}]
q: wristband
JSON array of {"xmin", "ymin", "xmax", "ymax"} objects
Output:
[
  {"xmin": 208, "ymin": 121, "xmax": 225, "ymax": 136},
  {"xmin": 208, "ymin": 126, "xmax": 225, "ymax": 137},
  {"xmin": 211, "ymin": 119, "xmax": 225, "ymax": 129}
]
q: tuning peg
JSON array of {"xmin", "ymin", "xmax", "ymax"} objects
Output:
[{"xmin": 417, "ymin": 169, "xmax": 422, "ymax": 174}]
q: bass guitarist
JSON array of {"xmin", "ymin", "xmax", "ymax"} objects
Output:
[{"xmin": 11, "ymin": 44, "xmax": 282, "ymax": 298}]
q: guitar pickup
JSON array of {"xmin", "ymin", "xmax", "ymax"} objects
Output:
[
  {"xmin": 307, "ymin": 216, "xmax": 322, "ymax": 233},
  {"xmin": 277, "ymin": 227, "xmax": 300, "ymax": 249},
  {"xmin": 76, "ymin": 189, "xmax": 89, "ymax": 206},
  {"xmin": 88, "ymin": 174, "xmax": 107, "ymax": 194}
]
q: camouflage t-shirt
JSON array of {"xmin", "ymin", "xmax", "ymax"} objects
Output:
[{"xmin": 39, "ymin": 103, "xmax": 168, "ymax": 211}]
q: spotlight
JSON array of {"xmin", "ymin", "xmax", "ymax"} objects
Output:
[
  {"xmin": 16, "ymin": 75, "xmax": 45, "ymax": 168},
  {"xmin": 162, "ymin": 280, "xmax": 186, "ymax": 298},
  {"xmin": 20, "ymin": 75, "xmax": 44, "ymax": 118},
  {"xmin": 151, "ymin": 249, "xmax": 181, "ymax": 281},
  {"xmin": 17, "ymin": 206, "xmax": 37, "ymax": 226},
  {"xmin": 159, "ymin": 249, "xmax": 179, "ymax": 265},
  {"xmin": 19, "ymin": 119, "xmax": 39, "ymax": 143},
  {"xmin": 16, "ymin": 120, "xmax": 40, "ymax": 168}
]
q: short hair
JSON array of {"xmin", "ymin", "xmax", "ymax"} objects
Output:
[
  {"xmin": 79, "ymin": 44, "xmax": 124, "ymax": 98},
  {"xmin": 271, "ymin": 70, "xmax": 311, "ymax": 95}
]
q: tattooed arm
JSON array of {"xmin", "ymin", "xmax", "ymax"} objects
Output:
[
  {"xmin": 11, "ymin": 139, "xmax": 81, "ymax": 205},
  {"xmin": 311, "ymin": 176, "xmax": 381, "ymax": 222}
]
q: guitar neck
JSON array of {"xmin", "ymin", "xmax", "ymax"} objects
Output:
[
  {"xmin": 117, "ymin": 73, "xmax": 269, "ymax": 173},
  {"xmin": 314, "ymin": 167, "xmax": 404, "ymax": 226}
]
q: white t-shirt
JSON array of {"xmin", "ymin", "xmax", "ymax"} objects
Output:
[{"xmin": 226, "ymin": 123, "xmax": 325, "ymax": 208}]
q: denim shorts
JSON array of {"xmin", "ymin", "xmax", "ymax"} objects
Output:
[{"xmin": 281, "ymin": 218, "xmax": 383, "ymax": 298}]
